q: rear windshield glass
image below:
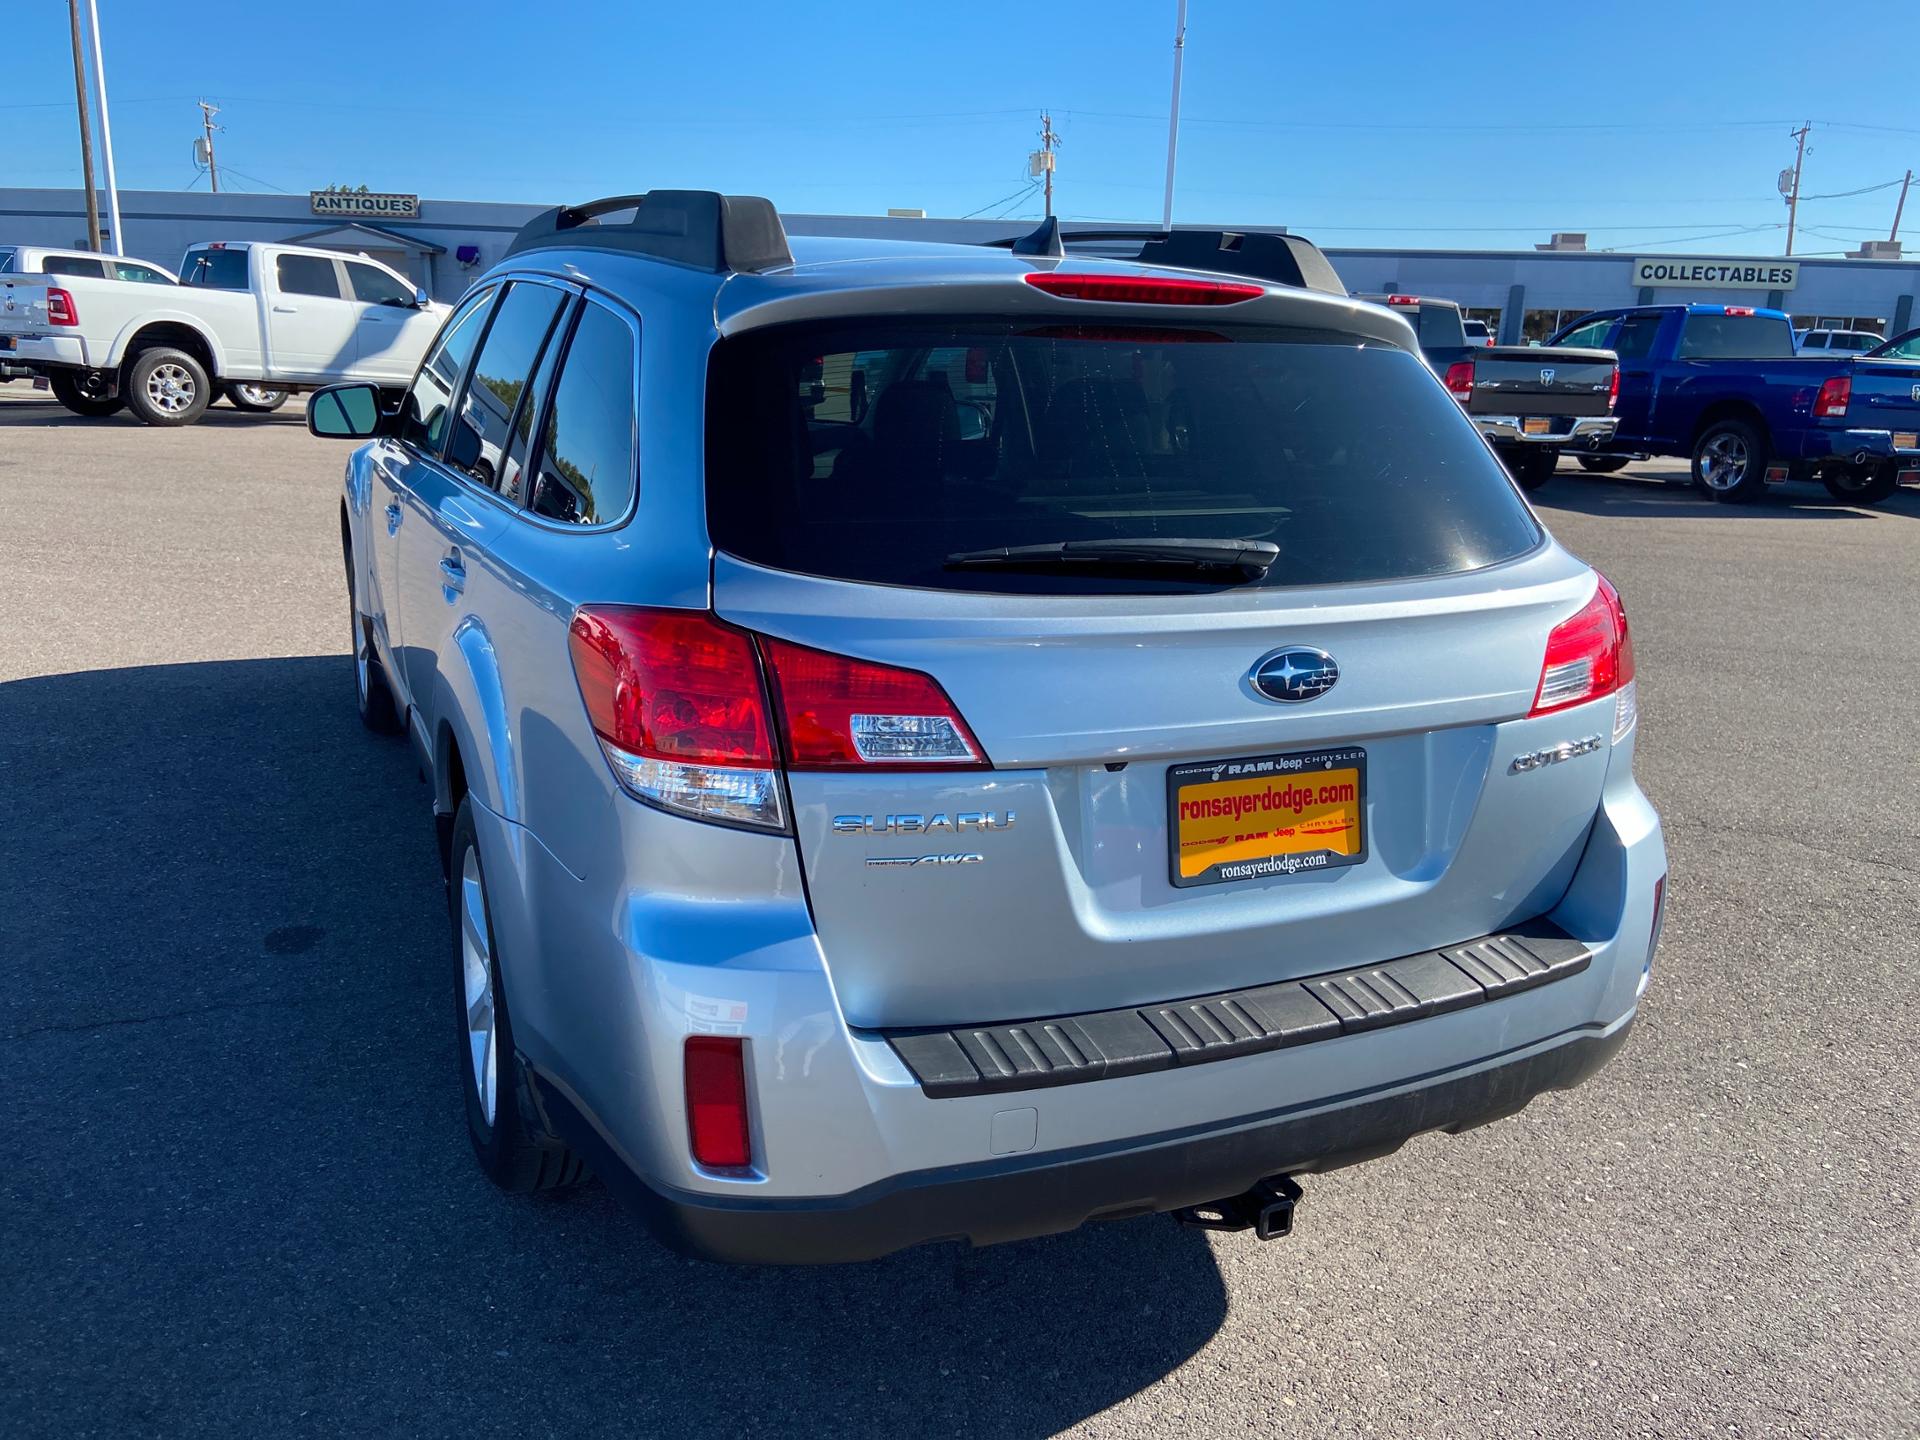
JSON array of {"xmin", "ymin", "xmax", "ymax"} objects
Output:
[
  {"xmin": 706, "ymin": 321, "xmax": 1541, "ymax": 594},
  {"xmin": 180, "ymin": 248, "xmax": 249, "ymax": 290},
  {"xmin": 1676, "ymin": 314, "xmax": 1794, "ymax": 359}
]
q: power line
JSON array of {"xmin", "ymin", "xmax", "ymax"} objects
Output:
[{"xmin": 961, "ymin": 181, "xmax": 1041, "ymax": 220}]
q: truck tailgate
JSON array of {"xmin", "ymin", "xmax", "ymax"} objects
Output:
[
  {"xmin": 1848, "ymin": 357, "xmax": 1920, "ymax": 442},
  {"xmin": 1469, "ymin": 345, "xmax": 1616, "ymax": 417},
  {"xmin": 0, "ymin": 275, "xmax": 52, "ymax": 336}
]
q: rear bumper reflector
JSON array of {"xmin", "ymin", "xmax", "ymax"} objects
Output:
[{"xmin": 883, "ymin": 924, "xmax": 1590, "ymax": 1098}]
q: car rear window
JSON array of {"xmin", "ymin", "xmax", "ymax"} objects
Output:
[
  {"xmin": 1677, "ymin": 314, "xmax": 1794, "ymax": 359},
  {"xmin": 181, "ymin": 248, "xmax": 250, "ymax": 290},
  {"xmin": 705, "ymin": 320, "xmax": 1541, "ymax": 594}
]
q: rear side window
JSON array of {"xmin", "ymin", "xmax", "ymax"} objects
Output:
[
  {"xmin": 181, "ymin": 248, "xmax": 249, "ymax": 289},
  {"xmin": 277, "ymin": 254, "xmax": 341, "ymax": 299},
  {"xmin": 1677, "ymin": 314, "xmax": 1794, "ymax": 359},
  {"xmin": 113, "ymin": 261, "xmax": 172, "ymax": 284},
  {"xmin": 444, "ymin": 281, "xmax": 567, "ymax": 490},
  {"xmin": 1555, "ymin": 317, "xmax": 1614, "ymax": 349},
  {"xmin": 42, "ymin": 255, "xmax": 107, "ymax": 279},
  {"xmin": 347, "ymin": 260, "xmax": 414, "ymax": 307},
  {"xmin": 527, "ymin": 301, "xmax": 636, "ymax": 526},
  {"xmin": 1403, "ymin": 305, "xmax": 1465, "ymax": 349},
  {"xmin": 707, "ymin": 320, "xmax": 1542, "ymax": 594},
  {"xmin": 400, "ymin": 287, "xmax": 496, "ymax": 454}
]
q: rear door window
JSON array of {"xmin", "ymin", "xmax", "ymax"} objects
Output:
[
  {"xmin": 42, "ymin": 255, "xmax": 107, "ymax": 279},
  {"xmin": 276, "ymin": 254, "xmax": 342, "ymax": 299},
  {"xmin": 112, "ymin": 261, "xmax": 173, "ymax": 284},
  {"xmin": 181, "ymin": 248, "xmax": 250, "ymax": 289},
  {"xmin": 707, "ymin": 320, "xmax": 1542, "ymax": 594},
  {"xmin": 1677, "ymin": 313, "xmax": 1795, "ymax": 359},
  {"xmin": 443, "ymin": 281, "xmax": 567, "ymax": 490},
  {"xmin": 526, "ymin": 301, "xmax": 637, "ymax": 526}
]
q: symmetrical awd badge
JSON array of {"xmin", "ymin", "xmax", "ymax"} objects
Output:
[{"xmin": 1251, "ymin": 647, "xmax": 1340, "ymax": 704}]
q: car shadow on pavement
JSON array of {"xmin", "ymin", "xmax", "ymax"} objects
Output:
[
  {"xmin": 0, "ymin": 656, "xmax": 1229, "ymax": 1438},
  {"xmin": 1536, "ymin": 470, "xmax": 1920, "ymax": 521},
  {"xmin": 0, "ymin": 396, "xmax": 306, "ymax": 429}
]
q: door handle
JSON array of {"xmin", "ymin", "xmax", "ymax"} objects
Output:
[
  {"xmin": 439, "ymin": 551, "xmax": 467, "ymax": 595},
  {"xmin": 272, "ymin": 304, "xmax": 298, "ymax": 313},
  {"xmin": 385, "ymin": 503, "xmax": 402, "ymax": 535}
]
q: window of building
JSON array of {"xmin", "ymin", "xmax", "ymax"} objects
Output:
[
  {"xmin": 1523, "ymin": 308, "xmax": 1592, "ymax": 344},
  {"xmin": 276, "ymin": 253, "xmax": 341, "ymax": 300}
]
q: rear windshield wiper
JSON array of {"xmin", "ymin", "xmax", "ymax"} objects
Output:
[{"xmin": 945, "ymin": 537, "xmax": 1278, "ymax": 581}]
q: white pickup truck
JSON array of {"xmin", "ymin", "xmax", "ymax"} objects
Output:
[{"xmin": 0, "ymin": 240, "xmax": 447, "ymax": 425}]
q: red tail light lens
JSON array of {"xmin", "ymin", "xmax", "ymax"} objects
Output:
[
  {"xmin": 1608, "ymin": 368, "xmax": 1619, "ymax": 413},
  {"xmin": 1722, "ymin": 306, "xmax": 1755, "ymax": 317},
  {"xmin": 1530, "ymin": 574, "xmax": 1635, "ymax": 719},
  {"xmin": 1443, "ymin": 360, "xmax": 1475, "ymax": 404},
  {"xmin": 46, "ymin": 287, "xmax": 78, "ymax": 326},
  {"xmin": 760, "ymin": 638, "xmax": 987, "ymax": 770},
  {"xmin": 1023, "ymin": 272, "xmax": 1263, "ymax": 305},
  {"xmin": 1814, "ymin": 376, "xmax": 1851, "ymax": 418},
  {"xmin": 684, "ymin": 1036, "xmax": 751, "ymax": 1169},
  {"xmin": 1387, "ymin": 294, "xmax": 1420, "ymax": 306},
  {"xmin": 567, "ymin": 607, "xmax": 784, "ymax": 828}
]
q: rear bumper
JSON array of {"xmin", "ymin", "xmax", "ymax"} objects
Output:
[
  {"xmin": 0, "ymin": 334, "xmax": 88, "ymax": 371},
  {"xmin": 1789, "ymin": 427, "xmax": 1913, "ymax": 465},
  {"xmin": 549, "ymin": 1017, "xmax": 1634, "ymax": 1264},
  {"xmin": 1477, "ymin": 415, "xmax": 1617, "ymax": 447}
]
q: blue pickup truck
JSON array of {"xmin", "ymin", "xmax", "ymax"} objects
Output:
[{"xmin": 1547, "ymin": 303, "xmax": 1920, "ymax": 504}]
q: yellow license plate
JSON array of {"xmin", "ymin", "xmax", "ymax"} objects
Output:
[
  {"xmin": 1522, "ymin": 416, "xmax": 1552, "ymax": 435},
  {"xmin": 1893, "ymin": 431, "xmax": 1917, "ymax": 450},
  {"xmin": 1168, "ymin": 746, "xmax": 1367, "ymax": 888}
]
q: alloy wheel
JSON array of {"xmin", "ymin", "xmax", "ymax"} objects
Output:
[
  {"xmin": 459, "ymin": 846, "xmax": 498, "ymax": 1126},
  {"xmin": 145, "ymin": 362, "xmax": 197, "ymax": 415},
  {"xmin": 1699, "ymin": 432, "xmax": 1748, "ymax": 492}
]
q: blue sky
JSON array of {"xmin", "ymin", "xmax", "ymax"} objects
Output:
[{"xmin": 6, "ymin": 0, "xmax": 1919, "ymax": 253}]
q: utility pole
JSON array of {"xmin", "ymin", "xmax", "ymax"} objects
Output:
[
  {"xmin": 1028, "ymin": 112, "xmax": 1059, "ymax": 218},
  {"xmin": 83, "ymin": 0, "xmax": 122, "ymax": 255},
  {"xmin": 1784, "ymin": 121, "xmax": 1811, "ymax": 257},
  {"xmin": 197, "ymin": 100, "xmax": 222, "ymax": 193},
  {"xmin": 1161, "ymin": 0, "xmax": 1189, "ymax": 230},
  {"xmin": 65, "ymin": 0, "xmax": 101, "ymax": 252},
  {"xmin": 1891, "ymin": 168, "xmax": 1913, "ymax": 244}
]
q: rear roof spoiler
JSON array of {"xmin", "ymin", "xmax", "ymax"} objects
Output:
[
  {"xmin": 505, "ymin": 190, "xmax": 793, "ymax": 273},
  {"xmin": 989, "ymin": 219, "xmax": 1348, "ymax": 297}
]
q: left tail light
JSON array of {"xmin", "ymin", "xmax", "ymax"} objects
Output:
[
  {"xmin": 46, "ymin": 287, "xmax": 78, "ymax": 326},
  {"xmin": 1608, "ymin": 369, "xmax": 1619, "ymax": 413},
  {"xmin": 1443, "ymin": 360, "xmax": 1474, "ymax": 405},
  {"xmin": 567, "ymin": 607, "xmax": 991, "ymax": 830},
  {"xmin": 1529, "ymin": 573, "xmax": 1635, "ymax": 736}
]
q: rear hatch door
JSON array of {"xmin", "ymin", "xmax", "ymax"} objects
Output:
[{"xmin": 706, "ymin": 307, "xmax": 1608, "ymax": 1030}]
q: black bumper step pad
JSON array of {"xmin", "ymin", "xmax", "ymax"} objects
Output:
[{"xmin": 883, "ymin": 925, "xmax": 1591, "ymax": 1098}]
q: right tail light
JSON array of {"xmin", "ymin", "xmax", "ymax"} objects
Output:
[
  {"xmin": 1529, "ymin": 574, "xmax": 1635, "ymax": 737},
  {"xmin": 567, "ymin": 606, "xmax": 989, "ymax": 832}
]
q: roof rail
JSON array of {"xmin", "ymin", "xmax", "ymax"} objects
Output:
[
  {"xmin": 991, "ymin": 220, "xmax": 1347, "ymax": 297},
  {"xmin": 504, "ymin": 190, "xmax": 792, "ymax": 273}
]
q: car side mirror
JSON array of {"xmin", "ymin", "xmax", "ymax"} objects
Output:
[
  {"xmin": 308, "ymin": 383, "xmax": 384, "ymax": 439},
  {"xmin": 415, "ymin": 287, "xmax": 430, "ymax": 308}
]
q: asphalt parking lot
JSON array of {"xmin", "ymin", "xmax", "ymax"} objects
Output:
[{"xmin": 1, "ymin": 386, "xmax": 1915, "ymax": 1438}]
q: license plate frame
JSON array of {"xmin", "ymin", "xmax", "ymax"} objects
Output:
[
  {"xmin": 1522, "ymin": 416, "xmax": 1552, "ymax": 436},
  {"xmin": 1167, "ymin": 745, "xmax": 1368, "ymax": 889},
  {"xmin": 1893, "ymin": 430, "xmax": 1917, "ymax": 451}
]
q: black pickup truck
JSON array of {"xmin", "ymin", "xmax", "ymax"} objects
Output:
[{"xmin": 1363, "ymin": 295, "xmax": 1619, "ymax": 491}]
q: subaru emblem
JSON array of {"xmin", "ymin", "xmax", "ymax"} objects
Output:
[
  {"xmin": 1251, "ymin": 647, "xmax": 1339, "ymax": 704},
  {"xmin": 1540, "ymin": 367, "xmax": 1557, "ymax": 384}
]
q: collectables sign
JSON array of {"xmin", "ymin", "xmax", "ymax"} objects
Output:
[{"xmin": 1631, "ymin": 256, "xmax": 1798, "ymax": 291}]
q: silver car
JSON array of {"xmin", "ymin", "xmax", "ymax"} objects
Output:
[{"xmin": 311, "ymin": 192, "xmax": 1666, "ymax": 1263}]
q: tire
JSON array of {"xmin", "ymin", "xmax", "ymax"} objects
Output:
[
  {"xmin": 123, "ymin": 346, "xmax": 212, "ymax": 426},
  {"xmin": 1503, "ymin": 447, "xmax": 1558, "ymax": 492},
  {"xmin": 347, "ymin": 558, "xmax": 404, "ymax": 735},
  {"xmin": 1691, "ymin": 418, "xmax": 1771, "ymax": 504},
  {"xmin": 448, "ymin": 798, "xmax": 589, "ymax": 1195},
  {"xmin": 1822, "ymin": 464, "xmax": 1898, "ymax": 506},
  {"xmin": 1577, "ymin": 454, "xmax": 1630, "ymax": 474},
  {"xmin": 47, "ymin": 370, "xmax": 124, "ymax": 418},
  {"xmin": 226, "ymin": 383, "xmax": 290, "ymax": 414}
]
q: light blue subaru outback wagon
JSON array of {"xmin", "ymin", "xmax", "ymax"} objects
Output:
[{"xmin": 309, "ymin": 192, "xmax": 1666, "ymax": 1263}]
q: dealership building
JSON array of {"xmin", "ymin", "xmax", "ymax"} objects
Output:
[{"xmin": 5, "ymin": 186, "xmax": 1916, "ymax": 343}]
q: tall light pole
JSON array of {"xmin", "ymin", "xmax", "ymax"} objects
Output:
[
  {"xmin": 84, "ymin": 0, "xmax": 122, "ymax": 255},
  {"xmin": 1160, "ymin": 0, "xmax": 1188, "ymax": 230},
  {"xmin": 65, "ymin": 0, "xmax": 101, "ymax": 252}
]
